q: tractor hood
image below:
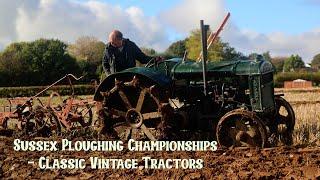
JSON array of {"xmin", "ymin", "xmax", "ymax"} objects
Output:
[{"xmin": 169, "ymin": 58, "xmax": 274, "ymax": 78}]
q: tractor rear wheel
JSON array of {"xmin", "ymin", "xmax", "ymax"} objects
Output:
[{"xmin": 100, "ymin": 75, "xmax": 172, "ymax": 141}]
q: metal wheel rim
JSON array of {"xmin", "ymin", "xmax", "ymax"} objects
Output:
[
  {"xmin": 101, "ymin": 75, "xmax": 170, "ymax": 141},
  {"xmin": 216, "ymin": 109, "xmax": 267, "ymax": 148}
]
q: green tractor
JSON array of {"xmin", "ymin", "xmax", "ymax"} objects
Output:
[{"xmin": 94, "ymin": 17, "xmax": 295, "ymax": 148}]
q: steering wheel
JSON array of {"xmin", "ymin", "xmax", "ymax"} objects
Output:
[
  {"xmin": 144, "ymin": 57, "xmax": 156, "ymax": 67},
  {"xmin": 144, "ymin": 57, "xmax": 164, "ymax": 68}
]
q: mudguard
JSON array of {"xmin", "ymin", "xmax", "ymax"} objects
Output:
[{"xmin": 94, "ymin": 67, "xmax": 172, "ymax": 101}]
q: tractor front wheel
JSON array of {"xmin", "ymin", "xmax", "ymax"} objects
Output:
[{"xmin": 216, "ymin": 109, "xmax": 267, "ymax": 148}]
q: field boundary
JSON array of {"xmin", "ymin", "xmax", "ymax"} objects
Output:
[{"xmin": 275, "ymin": 87, "xmax": 320, "ymax": 93}]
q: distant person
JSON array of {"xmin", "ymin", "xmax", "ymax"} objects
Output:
[{"xmin": 103, "ymin": 30, "xmax": 156, "ymax": 75}]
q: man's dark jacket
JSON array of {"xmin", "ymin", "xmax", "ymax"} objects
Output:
[{"xmin": 102, "ymin": 39, "xmax": 152, "ymax": 75}]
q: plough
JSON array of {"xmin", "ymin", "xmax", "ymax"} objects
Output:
[{"xmin": 0, "ymin": 74, "xmax": 95, "ymax": 137}]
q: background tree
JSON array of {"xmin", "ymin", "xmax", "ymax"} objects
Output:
[
  {"xmin": 185, "ymin": 29, "xmax": 243, "ymax": 61},
  {"xmin": 165, "ymin": 39, "xmax": 187, "ymax": 57},
  {"xmin": 248, "ymin": 52, "xmax": 271, "ymax": 61},
  {"xmin": 271, "ymin": 56, "xmax": 286, "ymax": 73},
  {"xmin": 28, "ymin": 39, "xmax": 80, "ymax": 85},
  {"xmin": 186, "ymin": 29, "xmax": 224, "ymax": 61},
  {"xmin": 141, "ymin": 47, "xmax": 157, "ymax": 56},
  {"xmin": 262, "ymin": 51, "xmax": 272, "ymax": 61},
  {"xmin": 135, "ymin": 47, "xmax": 158, "ymax": 67},
  {"xmin": 68, "ymin": 36, "xmax": 105, "ymax": 64},
  {"xmin": 283, "ymin": 54, "xmax": 305, "ymax": 72},
  {"xmin": 0, "ymin": 39, "xmax": 80, "ymax": 86},
  {"xmin": 248, "ymin": 53, "xmax": 259, "ymax": 60},
  {"xmin": 68, "ymin": 36, "xmax": 105, "ymax": 82},
  {"xmin": 311, "ymin": 53, "xmax": 320, "ymax": 70},
  {"xmin": 0, "ymin": 42, "xmax": 29, "ymax": 86},
  {"xmin": 221, "ymin": 42, "xmax": 245, "ymax": 60}
]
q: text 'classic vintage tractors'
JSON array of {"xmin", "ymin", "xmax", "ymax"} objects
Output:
[{"xmin": 94, "ymin": 14, "xmax": 295, "ymax": 148}]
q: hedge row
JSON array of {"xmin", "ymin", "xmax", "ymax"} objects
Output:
[
  {"xmin": 0, "ymin": 85, "xmax": 96, "ymax": 98},
  {"xmin": 274, "ymin": 72, "xmax": 320, "ymax": 87}
]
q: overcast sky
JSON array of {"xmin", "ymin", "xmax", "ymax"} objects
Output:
[{"xmin": 0, "ymin": 0, "xmax": 319, "ymax": 62}]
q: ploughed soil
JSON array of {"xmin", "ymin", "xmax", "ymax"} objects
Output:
[{"xmin": 0, "ymin": 136, "xmax": 319, "ymax": 180}]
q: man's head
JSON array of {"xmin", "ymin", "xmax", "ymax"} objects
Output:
[{"xmin": 109, "ymin": 30, "xmax": 123, "ymax": 48}]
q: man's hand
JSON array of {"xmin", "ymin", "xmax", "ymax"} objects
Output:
[{"xmin": 155, "ymin": 56, "xmax": 164, "ymax": 62}]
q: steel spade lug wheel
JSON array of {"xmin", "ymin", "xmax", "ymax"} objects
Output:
[
  {"xmin": 48, "ymin": 92, "xmax": 64, "ymax": 111},
  {"xmin": 69, "ymin": 98, "xmax": 93, "ymax": 128},
  {"xmin": 0, "ymin": 117, "xmax": 14, "ymax": 137},
  {"xmin": 31, "ymin": 106, "xmax": 48, "ymax": 136},
  {"xmin": 32, "ymin": 106, "xmax": 61, "ymax": 137},
  {"xmin": 15, "ymin": 110, "xmax": 38, "ymax": 137},
  {"xmin": 274, "ymin": 96, "xmax": 295, "ymax": 146},
  {"xmin": 47, "ymin": 109, "xmax": 62, "ymax": 136},
  {"xmin": 216, "ymin": 109, "xmax": 267, "ymax": 148},
  {"xmin": 1, "ymin": 117, "xmax": 8, "ymax": 130},
  {"xmin": 93, "ymin": 102, "xmax": 105, "ymax": 131},
  {"xmin": 101, "ymin": 75, "xmax": 172, "ymax": 141}
]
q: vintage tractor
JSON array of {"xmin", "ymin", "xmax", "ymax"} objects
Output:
[{"xmin": 94, "ymin": 15, "xmax": 295, "ymax": 148}]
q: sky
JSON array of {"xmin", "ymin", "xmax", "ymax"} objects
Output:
[{"xmin": 0, "ymin": 0, "xmax": 319, "ymax": 62}]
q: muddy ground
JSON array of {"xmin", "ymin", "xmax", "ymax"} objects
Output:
[{"xmin": 0, "ymin": 136, "xmax": 319, "ymax": 180}]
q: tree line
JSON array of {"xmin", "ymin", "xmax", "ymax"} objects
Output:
[{"xmin": 0, "ymin": 31, "xmax": 320, "ymax": 87}]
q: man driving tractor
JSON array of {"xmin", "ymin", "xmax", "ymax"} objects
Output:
[
  {"xmin": 103, "ymin": 30, "xmax": 157, "ymax": 75},
  {"xmin": 100, "ymin": 30, "xmax": 162, "ymax": 136}
]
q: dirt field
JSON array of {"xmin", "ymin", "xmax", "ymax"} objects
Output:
[{"xmin": 0, "ymin": 136, "xmax": 319, "ymax": 179}]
